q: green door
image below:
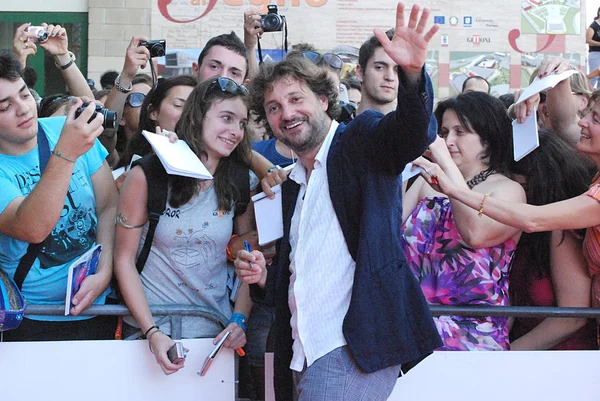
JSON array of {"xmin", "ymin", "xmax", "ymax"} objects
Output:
[{"xmin": 0, "ymin": 12, "xmax": 88, "ymax": 97}]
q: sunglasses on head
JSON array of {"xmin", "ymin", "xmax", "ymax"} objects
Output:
[
  {"xmin": 301, "ymin": 51, "xmax": 344, "ymax": 72},
  {"xmin": 125, "ymin": 92, "xmax": 146, "ymax": 108},
  {"xmin": 209, "ymin": 77, "xmax": 248, "ymax": 96}
]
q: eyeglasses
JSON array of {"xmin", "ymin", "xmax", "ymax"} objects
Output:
[
  {"xmin": 125, "ymin": 92, "xmax": 146, "ymax": 108},
  {"xmin": 209, "ymin": 77, "xmax": 248, "ymax": 96},
  {"xmin": 301, "ymin": 51, "xmax": 344, "ymax": 72}
]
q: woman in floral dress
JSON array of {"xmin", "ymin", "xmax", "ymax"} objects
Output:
[{"xmin": 402, "ymin": 92, "xmax": 525, "ymax": 351}]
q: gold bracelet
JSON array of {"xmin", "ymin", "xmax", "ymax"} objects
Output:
[
  {"xmin": 478, "ymin": 193, "xmax": 489, "ymax": 217},
  {"xmin": 51, "ymin": 150, "xmax": 76, "ymax": 163}
]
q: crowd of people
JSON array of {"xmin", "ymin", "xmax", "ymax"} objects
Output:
[{"xmin": 1, "ymin": 2, "xmax": 600, "ymax": 401}]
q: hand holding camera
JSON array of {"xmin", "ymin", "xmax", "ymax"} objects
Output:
[
  {"xmin": 55, "ymin": 98, "xmax": 106, "ymax": 162},
  {"xmin": 34, "ymin": 23, "xmax": 69, "ymax": 58},
  {"xmin": 148, "ymin": 329, "xmax": 187, "ymax": 375},
  {"xmin": 121, "ymin": 36, "xmax": 152, "ymax": 81}
]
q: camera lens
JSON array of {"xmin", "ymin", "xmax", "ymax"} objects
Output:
[
  {"xmin": 101, "ymin": 109, "xmax": 117, "ymax": 129},
  {"xmin": 151, "ymin": 43, "xmax": 165, "ymax": 57},
  {"xmin": 37, "ymin": 30, "xmax": 49, "ymax": 42},
  {"xmin": 75, "ymin": 102, "xmax": 117, "ymax": 129},
  {"xmin": 263, "ymin": 14, "xmax": 283, "ymax": 32}
]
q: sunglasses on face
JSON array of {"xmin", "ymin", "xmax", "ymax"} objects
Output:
[
  {"xmin": 209, "ymin": 76, "xmax": 248, "ymax": 96},
  {"xmin": 125, "ymin": 92, "xmax": 146, "ymax": 108},
  {"xmin": 301, "ymin": 51, "xmax": 344, "ymax": 72}
]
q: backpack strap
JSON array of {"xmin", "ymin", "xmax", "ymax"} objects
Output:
[
  {"xmin": 231, "ymin": 159, "xmax": 250, "ymax": 217},
  {"xmin": 132, "ymin": 155, "xmax": 169, "ymax": 273},
  {"xmin": 14, "ymin": 129, "xmax": 51, "ymax": 290}
]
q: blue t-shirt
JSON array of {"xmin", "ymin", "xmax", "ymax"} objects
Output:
[
  {"xmin": 252, "ymin": 138, "xmax": 295, "ymax": 167},
  {"xmin": 0, "ymin": 117, "xmax": 108, "ymax": 320}
]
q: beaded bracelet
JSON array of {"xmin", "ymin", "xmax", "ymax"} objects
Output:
[{"xmin": 229, "ymin": 312, "xmax": 248, "ymax": 332}]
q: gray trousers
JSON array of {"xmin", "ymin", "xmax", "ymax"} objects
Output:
[{"xmin": 292, "ymin": 345, "xmax": 400, "ymax": 401}]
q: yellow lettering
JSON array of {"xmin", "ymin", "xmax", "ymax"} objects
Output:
[
  {"xmin": 250, "ymin": 0, "xmax": 271, "ymax": 13},
  {"xmin": 305, "ymin": 0, "xmax": 326, "ymax": 6},
  {"xmin": 224, "ymin": 0, "xmax": 242, "ymax": 5}
]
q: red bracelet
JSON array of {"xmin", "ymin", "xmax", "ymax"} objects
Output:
[{"xmin": 226, "ymin": 234, "xmax": 239, "ymax": 262}]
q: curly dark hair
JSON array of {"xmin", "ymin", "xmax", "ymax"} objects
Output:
[
  {"xmin": 248, "ymin": 57, "xmax": 341, "ymax": 129},
  {"xmin": 169, "ymin": 78, "xmax": 252, "ymax": 211}
]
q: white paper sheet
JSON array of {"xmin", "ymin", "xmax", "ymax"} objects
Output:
[
  {"xmin": 252, "ymin": 185, "xmax": 283, "ymax": 246},
  {"xmin": 512, "ymin": 106, "xmax": 539, "ymax": 161},
  {"xmin": 401, "ymin": 163, "xmax": 423, "ymax": 181},
  {"xmin": 516, "ymin": 69, "xmax": 577, "ymax": 105}
]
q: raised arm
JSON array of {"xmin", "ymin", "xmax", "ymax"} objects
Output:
[
  {"xmin": 537, "ymin": 57, "xmax": 587, "ymax": 146},
  {"xmin": 243, "ymin": 9, "xmax": 263, "ymax": 82},
  {"xmin": 37, "ymin": 23, "xmax": 94, "ymax": 98},
  {"xmin": 0, "ymin": 99, "xmax": 104, "ymax": 243},
  {"xmin": 12, "ymin": 23, "xmax": 37, "ymax": 68},
  {"xmin": 102, "ymin": 36, "xmax": 151, "ymax": 165},
  {"xmin": 413, "ymin": 156, "xmax": 600, "ymax": 232},
  {"xmin": 362, "ymin": 3, "xmax": 439, "ymax": 172}
]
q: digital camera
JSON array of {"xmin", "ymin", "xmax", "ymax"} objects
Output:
[
  {"xmin": 75, "ymin": 102, "xmax": 117, "ymax": 130},
  {"xmin": 26, "ymin": 26, "xmax": 48, "ymax": 43},
  {"xmin": 167, "ymin": 342, "xmax": 187, "ymax": 364},
  {"xmin": 260, "ymin": 5, "xmax": 285, "ymax": 32},
  {"xmin": 139, "ymin": 39, "xmax": 167, "ymax": 58}
]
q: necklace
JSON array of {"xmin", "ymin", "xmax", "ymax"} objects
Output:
[
  {"xmin": 290, "ymin": 149, "xmax": 296, "ymax": 164},
  {"xmin": 466, "ymin": 170, "xmax": 495, "ymax": 189}
]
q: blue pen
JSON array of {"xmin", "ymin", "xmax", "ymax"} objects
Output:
[{"xmin": 244, "ymin": 241, "xmax": 252, "ymax": 253}]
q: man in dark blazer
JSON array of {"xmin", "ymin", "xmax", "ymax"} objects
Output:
[{"xmin": 235, "ymin": 3, "xmax": 443, "ymax": 400}]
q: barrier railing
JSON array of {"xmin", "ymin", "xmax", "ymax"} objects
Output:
[{"xmin": 23, "ymin": 304, "xmax": 600, "ymax": 340}]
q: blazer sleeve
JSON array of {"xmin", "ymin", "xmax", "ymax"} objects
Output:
[{"xmin": 352, "ymin": 67, "xmax": 437, "ymax": 175}]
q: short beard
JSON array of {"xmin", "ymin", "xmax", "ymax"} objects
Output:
[{"xmin": 279, "ymin": 110, "xmax": 329, "ymax": 155}]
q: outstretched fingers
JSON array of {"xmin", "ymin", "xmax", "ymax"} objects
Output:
[
  {"xmin": 416, "ymin": 7, "xmax": 431, "ymax": 35},
  {"xmin": 395, "ymin": 3, "xmax": 406, "ymax": 31},
  {"xmin": 407, "ymin": 3, "xmax": 421, "ymax": 31},
  {"xmin": 423, "ymin": 23, "xmax": 440, "ymax": 43}
]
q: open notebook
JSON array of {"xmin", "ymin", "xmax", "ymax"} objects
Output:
[{"xmin": 141, "ymin": 130, "xmax": 213, "ymax": 179}]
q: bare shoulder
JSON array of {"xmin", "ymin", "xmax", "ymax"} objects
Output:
[{"xmin": 474, "ymin": 173, "xmax": 526, "ymax": 202}]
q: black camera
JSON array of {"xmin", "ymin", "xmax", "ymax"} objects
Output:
[
  {"xmin": 75, "ymin": 102, "xmax": 117, "ymax": 130},
  {"xmin": 139, "ymin": 39, "xmax": 167, "ymax": 58},
  {"xmin": 260, "ymin": 5, "xmax": 285, "ymax": 32}
]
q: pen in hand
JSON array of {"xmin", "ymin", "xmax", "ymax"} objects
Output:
[{"xmin": 233, "ymin": 240, "xmax": 252, "ymax": 358}]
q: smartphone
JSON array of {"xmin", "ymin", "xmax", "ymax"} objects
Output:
[{"xmin": 167, "ymin": 341, "xmax": 186, "ymax": 364}]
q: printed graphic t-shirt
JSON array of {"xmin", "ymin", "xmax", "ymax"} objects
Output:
[{"xmin": 0, "ymin": 117, "xmax": 108, "ymax": 319}]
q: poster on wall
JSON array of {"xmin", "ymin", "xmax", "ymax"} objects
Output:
[{"xmin": 151, "ymin": 0, "xmax": 587, "ymax": 93}]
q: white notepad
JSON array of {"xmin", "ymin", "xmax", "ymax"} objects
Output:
[
  {"xmin": 516, "ymin": 69, "xmax": 577, "ymax": 105},
  {"xmin": 141, "ymin": 130, "xmax": 213, "ymax": 179},
  {"xmin": 512, "ymin": 106, "xmax": 539, "ymax": 162},
  {"xmin": 252, "ymin": 185, "xmax": 283, "ymax": 246}
]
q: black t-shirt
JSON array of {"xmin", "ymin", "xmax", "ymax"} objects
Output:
[{"xmin": 589, "ymin": 20, "xmax": 600, "ymax": 52}]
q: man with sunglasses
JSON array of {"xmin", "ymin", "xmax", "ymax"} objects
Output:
[{"xmin": 235, "ymin": 3, "xmax": 442, "ymax": 400}]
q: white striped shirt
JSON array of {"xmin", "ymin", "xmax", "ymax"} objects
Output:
[{"xmin": 287, "ymin": 120, "xmax": 356, "ymax": 371}]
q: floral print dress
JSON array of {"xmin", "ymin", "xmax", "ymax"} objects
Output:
[{"xmin": 401, "ymin": 197, "xmax": 517, "ymax": 351}]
